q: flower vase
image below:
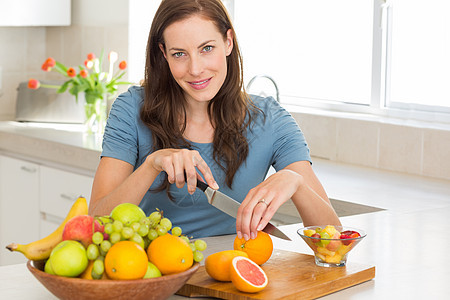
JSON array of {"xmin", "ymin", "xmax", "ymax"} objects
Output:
[{"xmin": 84, "ymin": 92, "xmax": 107, "ymax": 134}]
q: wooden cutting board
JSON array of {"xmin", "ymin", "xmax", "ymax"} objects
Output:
[{"xmin": 177, "ymin": 249, "xmax": 375, "ymax": 299}]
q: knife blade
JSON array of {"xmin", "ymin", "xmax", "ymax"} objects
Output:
[{"xmin": 195, "ymin": 180, "xmax": 291, "ymax": 241}]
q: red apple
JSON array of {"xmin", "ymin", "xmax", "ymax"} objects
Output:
[{"xmin": 62, "ymin": 215, "xmax": 104, "ymax": 248}]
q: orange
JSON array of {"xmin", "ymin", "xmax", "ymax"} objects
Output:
[
  {"xmin": 147, "ymin": 234, "xmax": 193, "ymax": 275},
  {"xmin": 230, "ymin": 256, "xmax": 268, "ymax": 293},
  {"xmin": 205, "ymin": 250, "xmax": 248, "ymax": 281},
  {"xmin": 104, "ymin": 241, "xmax": 148, "ymax": 280},
  {"xmin": 233, "ymin": 231, "xmax": 273, "ymax": 265}
]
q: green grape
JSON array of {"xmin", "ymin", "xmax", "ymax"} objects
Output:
[
  {"xmin": 109, "ymin": 232, "xmax": 121, "ymax": 244},
  {"xmin": 180, "ymin": 236, "xmax": 190, "ymax": 245},
  {"xmin": 99, "ymin": 248, "xmax": 107, "ymax": 257},
  {"xmin": 194, "ymin": 239, "xmax": 207, "ymax": 251},
  {"xmin": 104, "ymin": 223, "xmax": 114, "ymax": 235},
  {"xmin": 93, "ymin": 259, "xmax": 104, "ymax": 275},
  {"xmin": 86, "ymin": 244, "xmax": 99, "ymax": 260},
  {"xmin": 96, "ymin": 255, "xmax": 105, "ymax": 262},
  {"xmin": 112, "ymin": 220, "xmax": 124, "ymax": 233},
  {"xmin": 92, "ymin": 231, "xmax": 104, "ymax": 245},
  {"xmin": 189, "ymin": 242, "xmax": 196, "ymax": 252},
  {"xmin": 91, "ymin": 270, "xmax": 103, "ymax": 280},
  {"xmin": 100, "ymin": 240, "xmax": 111, "ymax": 253},
  {"xmin": 171, "ymin": 226, "xmax": 182, "ymax": 237},
  {"xmin": 148, "ymin": 211, "xmax": 162, "ymax": 225},
  {"xmin": 98, "ymin": 216, "xmax": 112, "ymax": 225},
  {"xmin": 130, "ymin": 233, "xmax": 145, "ymax": 249},
  {"xmin": 130, "ymin": 222, "xmax": 141, "ymax": 232},
  {"xmin": 193, "ymin": 251, "xmax": 204, "ymax": 263},
  {"xmin": 147, "ymin": 229, "xmax": 158, "ymax": 241},
  {"xmin": 156, "ymin": 225, "xmax": 168, "ymax": 236},
  {"xmin": 121, "ymin": 227, "xmax": 134, "ymax": 239},
  {"xmin": 143, "ymin": 236, "xmax": 151, "ymax": 250},
  {"xmin": 140, "ymin": 217, "xmax": 151, "ymax": 226},
  {"xmin": 160, "ymin": 217, "xmax": 172, "ymax": 230},
  {"xmin": 138, "ymin": 224, "xmax": 149, "ymax": 237}
]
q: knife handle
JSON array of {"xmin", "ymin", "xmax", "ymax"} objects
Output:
[
  {"xmin": 196, "ymin": 180, "xmax": 209, "ymax": 192},
  {"xmin": 184, "ymin": 172, "xmax": 209, "ymax": 192}
]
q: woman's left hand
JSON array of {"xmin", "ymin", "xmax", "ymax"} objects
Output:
[{"xmin": 235, "ymin": 169, "xmax": 302, "ymax": 241}]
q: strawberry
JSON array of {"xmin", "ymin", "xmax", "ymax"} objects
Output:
[{"xmin": 340, "ymin": 234, "xmax": 352, "ymax": 245}]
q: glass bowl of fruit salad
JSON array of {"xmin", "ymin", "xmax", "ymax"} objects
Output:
[{"xmin": 297, "ymin": 225, "xmax": 366, "ymax": 267}]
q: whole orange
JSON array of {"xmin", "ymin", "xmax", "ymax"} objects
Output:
[
  {"xmin": 205, "ymin": 250, "xmax": 248, "ymax": 281},
  {"xmin": 147, "ymin": 234, "xmax": 193, "ymax": 275},
  {"xmin": 233, "ymin": 231, "xmax": 273, "ymax": 265},
  {"xmin": 104, "ymin": 241, "xmax": 148, "ymax": 280}
]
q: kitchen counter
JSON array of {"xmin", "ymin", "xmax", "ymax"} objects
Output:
[
  {"xmin": 0, "ymin": 121, "xmax": 101, "ymax": 173},
  {"xmin": 1, "ymin": 121, "xmax": 450, "ymax": 298}
]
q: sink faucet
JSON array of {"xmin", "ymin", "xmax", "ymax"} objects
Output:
[{"xmin": 246, "ymin": 74, "xmax": 280, "ymax": 102}]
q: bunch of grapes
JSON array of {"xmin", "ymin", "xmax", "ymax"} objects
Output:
[{"xmin": 86, "ymin": 209, "xmax": 207, "ymax": 279}]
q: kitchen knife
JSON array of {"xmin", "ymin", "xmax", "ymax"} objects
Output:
[{"xmin": 195, "ymin": 180, "xmax": 291, "ymax": 241}]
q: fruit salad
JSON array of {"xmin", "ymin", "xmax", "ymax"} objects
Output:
[{"xmin": 300, "ymin": 225, "xmax": 363, "ymax": 266}]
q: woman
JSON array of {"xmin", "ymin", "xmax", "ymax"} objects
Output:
[{"xmin": 89, "ymin": 0, "xmax": 341, "ymax": 239}]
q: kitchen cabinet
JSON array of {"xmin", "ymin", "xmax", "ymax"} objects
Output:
[
  {"xmin": 0, "ymin": 155, "xmax": 40, "ymax": 266},
  {"xmin": 0, "ymin": 154, "xmax": 93, "ymax": 266},
  {"xmin": 0, "ymin": 0, "xmax": 71, "ymax": 26},
  {"xmin": 39, "ymin": 166, "xmax": 93, "ymax": 237}
]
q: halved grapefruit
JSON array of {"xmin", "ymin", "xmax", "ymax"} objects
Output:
[{"xmin": 230, "ymin": 256, "xmax": 268, "ymax": 293}]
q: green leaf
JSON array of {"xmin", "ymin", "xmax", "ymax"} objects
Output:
[
  {"xmin": 57, "ymin": 80, "xmax": 71, "ymax": 93},
  {"xmin": 54, "ymin": 61, "xmax": 68, "ymax": 76}
]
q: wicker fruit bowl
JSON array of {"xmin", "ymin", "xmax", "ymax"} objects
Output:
[{"xmin": 27, "ymin": 260, "xmax": 199, "ymax": 300}]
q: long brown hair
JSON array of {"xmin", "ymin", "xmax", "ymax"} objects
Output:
[{"xmin": 141, "ymin": 0, "xmax": 261, "ymax": 191}]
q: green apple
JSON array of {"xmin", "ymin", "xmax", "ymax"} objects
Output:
[
  {"xmin": 143, "ymin": 262, "xmax": 162, "ymax": 278},
  {"xmin": 110, "ymin": 203, "xmax": 146, "ymax": 226},
  {"xmin": 44, "ymin": 258, "xmax": 55, "ymax": 275},
  {"xmin": 48, "ymin": 240, "xmax": 88, "ymax": 277}
]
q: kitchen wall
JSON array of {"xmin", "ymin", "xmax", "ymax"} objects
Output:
[
  {"xmin": 291, "ymin": 108, "xmax": 450, "ymax": 181},
  {"xmin": 0, "ymin": 0, "xmax": 129, "ymax": 120}
]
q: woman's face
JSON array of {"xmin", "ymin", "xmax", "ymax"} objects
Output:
[{"xmin": 160, "ymin": 15, "xmax": 233, "ymax": 105}]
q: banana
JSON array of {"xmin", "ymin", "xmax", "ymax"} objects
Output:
[{"xmin": 6, "ymin": 196, "xmax": 88, "ymax": 261}]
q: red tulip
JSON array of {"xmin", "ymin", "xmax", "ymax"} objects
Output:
[
  {"xmin": 41, "ymin": 62, "xmax": 51, "ymax": 71},
  {"xmin": 67, "ymin": 67, "xmax": 76, "ymax": 77},
  {"xmin": 87, "ymin": 53, "xmax": 95, "ymax": 60},
  {"xmin": 28, "ymin": 79, "xmax": 40, "ymax": 89},
  {"xmin": 45, "ymin": 57, "xmax": 56, "ymax": 68},
  {"xmin": 118, "ymin": 60, "xmax": 127, "ymax": 70},
  {"xmin": 80, "ymin": 69, "xmax": 88, "ymax": 78}
]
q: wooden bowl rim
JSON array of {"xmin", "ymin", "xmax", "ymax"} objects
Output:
[{"xmin": 27, "ymin": 260, "xmax": 200, "ymax": 285}]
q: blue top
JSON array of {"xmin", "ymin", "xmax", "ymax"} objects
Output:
[{"xmin": 102, "ymin": 86, "xmax": 311, "ymax": 238}]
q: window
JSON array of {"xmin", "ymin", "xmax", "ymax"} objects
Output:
[
  {"xmin": 234, "ymin": 0, "xmax": 373, "ymax": 107},
  {"xmin": 388, "ymin": 0, "xmax": 450, "ymax": 112},
  {"xmin": 231, "ymin": 0, "xmax": 450, "ymax": 122}
]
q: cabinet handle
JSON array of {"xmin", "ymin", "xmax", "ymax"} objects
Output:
[
  {"xmin": 21, "ymin": 166, "xmax": 37, "ymax": 173},
  {"xmin": 60, "ymin": 194, "xmax": 75, "ymax": 201}
]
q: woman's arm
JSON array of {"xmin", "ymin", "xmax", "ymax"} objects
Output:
[
  {"xmin": 236, "ymin": 160, "xmax": 340, "ymax": 240},
  {"xmin": 88, "ymin": 156, "xmax": 160, "ymax": 216},
  {"xmin": 89, "ymin": 149, "xmax": 218, "ymax": 216}
]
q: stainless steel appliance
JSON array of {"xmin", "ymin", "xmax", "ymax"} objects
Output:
[{"xmin": 15, "ymin": 80, "xmax": 84, "ymax": 123}]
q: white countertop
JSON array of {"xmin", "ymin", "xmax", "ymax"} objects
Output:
[{"xmin": 0, "ymin": 121, "xmax": 102, "ymax": 172}]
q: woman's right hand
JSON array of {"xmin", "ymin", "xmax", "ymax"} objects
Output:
[{"xmin": 146, "ymin": 148, "xmax": 219, "ymax": 194}]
